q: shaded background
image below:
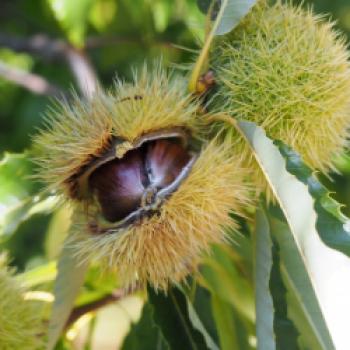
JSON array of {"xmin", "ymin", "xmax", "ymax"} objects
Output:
[{"xmin": 0, "ymin": 1, "xmax": 350, "ymax": 348}]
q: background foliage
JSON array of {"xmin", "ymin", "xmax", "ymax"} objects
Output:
[{"xmin": 1, "ymin": 0, "xmax": 350, "ymax": 349}]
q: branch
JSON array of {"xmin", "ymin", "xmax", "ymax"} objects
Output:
[
  {"xmin": 0, "ymin": 33, "xmax": 67, "ymax": 60},
  {"xmin": 0, "ymin": 33, "xmax": 99, "ymax": 99},
  {"xmin": 0, "ymin": 33, "xmax": 177, "ymax": 96},
  {"xmin": 0, "ymin": 60, "xmax": 65, "ymax": 98},
  {"xmin": 64, "ymin": 48, "xmax": 98, "ymax": 99},
  {"xmin": 65, "ymin": 285, "xmax": 140, "ymax": 330}
]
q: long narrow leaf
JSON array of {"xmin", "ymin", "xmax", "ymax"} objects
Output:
[
  {"xmin": 200, "ymin": 246, "xmax": 255, "ymax": 323},
  {"xmin": 234, "ymin": 120, "xmax": 349, "ymax": 349},
  {"xmin": 47, "ymin": 232, "xmax": 89, "ymax": 350},
  {"xmin": 211, "ymin": 295, "xmax": 251, "ymax": 350},
  {"xmin": 276, "ymin": 142, "xmax": 350, "ymax": 256},
  {"xmin": 267, "ymin": 208, "xmax": 330, "ymax": 350},
  {"xmin": 254, "ymin": 207, "xmax": 275, "ymax": 350},
  {"xmin": 268, "ymin": 221, "xmax": 300, "ymax": 350}
]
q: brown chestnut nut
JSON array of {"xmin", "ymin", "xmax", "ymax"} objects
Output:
[{"xmin": 89, "ymin": 137, "xmax": 195, "ymax": 224}]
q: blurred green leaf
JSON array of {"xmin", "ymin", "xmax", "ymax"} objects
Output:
[
  {"xmin": 151, "ymin": 1, "xmax": 171, "ymax": 33},
  {"xmin": 89, "ymin": 0, "xmax": 117, "ymax": 32},
  {"xmin": 19, "ymin": 260, "xmax": 57, "ymax": 288},
  {"xmin": 211, "ymin": 295, "xmax": 251, "ymax": 350},
  {"xmin": 0, "ymin": 153, "xmax": 49, "ymax": 238},
  {"xmin": 47, "ymin": 0, "xmax": 94, "ymax": 47},
  {"xmin": 148, "ymin": 286, "xmax": 218, "ymax": 350},
  {"xmin": 76, "ymin": 264, "xmax": 119, "ymax": 307},
  {"xmin": 200, "ymin": 245, "xmax": 254, "ymax": 323},
  {"xmin": 0, "ymin": 153, "xmax": 36, "ymax": 205},
  {"xmin": 45, "ymin": 205, "xmax": 72, "ymax": 260},
  {"xmin": 254, "ymin": 207, "xmax": 275, "ymax": 350},
  {"xmin": 333, "ymin": 153, "xmax": 350, "ymax": 175},
  {"xmin": 47, "ymin": 227, "xmax": 89, "ymax": 350},
  {"xmin": 0, "ymin": 48, "xmax": 33, "ymax": 74},
  {"xmin": 1, "ymin": 195, "xmax": 57, "ymax": 240}
]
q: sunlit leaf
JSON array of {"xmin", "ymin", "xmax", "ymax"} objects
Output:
[
  {"xmin": 211, "ymin": 295, "xmax": 251, "ymax": 350},
  {"xmin": 47, "ymin": 0, "xmax": 94, "ymax": 47},
  {"xmin": 45, "ymin": 205, "xmax": 72, "ymax": 260},
  {"xmin": 200, "ymin": 244, "xmax": 255, "ymax": 323},
  {"xmin": 19, "ymin": 261, "xmax": 57, "ymax": 288},
  {"xmin": 0, "ymin": 153, "xmax": 50, "ymax": 238},
  {"xmin": 151, "ymin": 1, "xmax": 171, "ymax": 33},
  {"xmin": 75, "ymin": 264, "xmax": 119, "ymax": 307},
  {"xmin": 275, "ymin": 142, "xmax": 350, "ymax": 257},
  {"xmin": 234, "ymin": 120, "xmax": 350, "ymax": 349},
  {"xmin": 47, "ymin": 227, "xmax": 89, "ymax": 350},
  {"xmin": 0, "ymin": 153, "xmax": 36, "ymax": 209},
  {"xmin": 89, "ymin": 0, "xmax": 117, "ymax": 32},
  {"xmin": 91, "ymin": 296, "xmax": 144, "ymax": 349}
]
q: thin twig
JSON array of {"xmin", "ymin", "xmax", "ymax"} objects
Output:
[
  {"xmin": 64, "ymin": 48, "xmax": 98, "ymax": 99},
  {"xmin": 0, "ymin": 33, "xmax": 99, "ymax": 98},
  {"xmin": 0, "ymin": 32, "xmax": 179, "ymax": 97},
  {"xmin": 0, "ymin": 60, "xmax": 64, "ymax": 98},
  {"xmin": 0, "ymin": 33, "xmax": 68, "ymax": 60},
  {"xmin": 65, "ymin": 285, "xmax": 140, "ymax": 330}
]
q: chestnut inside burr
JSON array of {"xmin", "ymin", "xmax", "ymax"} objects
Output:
[{"xmin": 89, "ymin": 137, "xmax": 196, "ymax": 224}]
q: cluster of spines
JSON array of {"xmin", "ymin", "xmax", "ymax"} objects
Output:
[
  {"xmin": 33, "ymin": 65, "xmax": 202, "ymax": 200},
  {"xmin": 69, "ymin": 137, "xmax": 251, "ymax": 290},
  {"xmin": 211, "ymin": 0, "xmax": 350, "ymax": 176},
  {"xmin": 0, "ymin": 255, "xmax": 43, "ymax": 350}
]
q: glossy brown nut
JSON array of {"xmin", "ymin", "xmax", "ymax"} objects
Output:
[
  {"xmin": 146, "ymin": 139, "xmax": 191, "ymax": 188},
  {"xmin": 89, "ymin": 138, "xmax": 193, "ymax": 223},
  {"xmin": 89, "ymin": 149, "xmax": 148, "ymax": 222}
]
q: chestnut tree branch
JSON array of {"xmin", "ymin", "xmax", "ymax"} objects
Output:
[
  {"xmin": 0, "ymin": 33, "xmax": 99, "ymax": 98},
  {"xmin": 65, "ymin": 286, "xmax": 140, "ymax": 330},
  {"xmin": 0, "ymin": 33, "xmax": 68, "ymax": 60},
  {"xmin": 64, "ymin": 48, "xmax": 98, "ymax": 99},
  {"xmin": 0, "ymin": 60, "xmax": 65, "ymax": 98}
]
